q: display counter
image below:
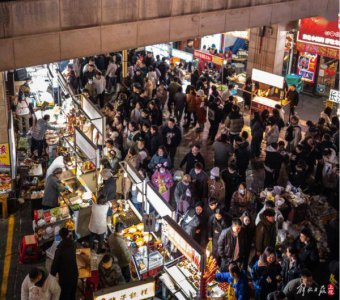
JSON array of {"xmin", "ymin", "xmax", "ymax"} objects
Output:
[{"xmin": 251, "ymin": 96, "xmax": 289, "ymax": 113}]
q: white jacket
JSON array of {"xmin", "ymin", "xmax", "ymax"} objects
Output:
[
  {"xmin": 93, "ymin": 76, "xmax": 106, "ymax": 95},
  {"xmin": 21, "ymin": 274, "xmax": 60, "ymax": 300},
  {"xmin": 88, "ymin": 202, "xmax": 111, "ymax": 234}
]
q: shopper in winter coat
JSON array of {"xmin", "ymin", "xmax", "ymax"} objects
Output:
[
  {"xmin": 184, "ymin": 87, "xmax": 197, "ymax": 127},
  {"xmin": 294, "ymin": 228, "xmax": 319, "ymax": 271},
  {"xmin": 266, "ymin": 121, "xmax": 280, "ymax": 145},
  {"xmin": 218, "ymin": 219, "xmax": 245, "ymax": 271},
  {"xmin": 209, "ymin": 208, "xmax": 229, "ymax": 261},
  {"xmin": 264, "ymin": 247, "xmax": 282, "ymax": 294},
  {"xmin": 281, "ymin": 246, "xmax": 301, "ymax": 287},
  {"xmin": 240, "ymin": 211, "xmax": 255, "ymax": 268},
  {"xmin": 225, "ymin": 105, "xmax": 244, "ymax": 143},
  {"xmin": 148, "ymin": 146, "xmax": 172, "ymax": 171},
  {"xmin": 250, "ymin": 111, "xmax": 268, "ymax": 158},
  {"xmin": 255, "ymin": 200, "xmax": 284, "ymax": 228},
  {"xmin": 180, "ymin": 144, "xmax": 205, "ymax": 174},
  {"xmin": 207, "ymin": 86, "xmax": 224, "ymax": 144},
  {"xmin": 88, "ymin": 195, "xmax": 111, "ymax": 253},
  {"xmin": 283, "ymin": 269, "xmax": 320, "ymax": 300},
  {"xmin": 161, "ymin": 118, "xmax": 182, "ymax": 164},
  {"xmin": 230, "ymin": 182, "xmax": 254, "ymax": 217},
  {"xmin": 215, "ymin": 263, "xmax": 250, "ymax": 300},
  {"xmin": 42, "ymin": 168, "xmax": 64, "ymax": 209},
  {"xmin": 255, "ymin": 209, "xmax": 277, "ymax": 255},
  {"xmin": 221, "ymin": 160, "xmax": 242, "ymax": 211},
  {"xmin": 151, "ymin": 164, "xmax": 174, "ymax": 202},
  {"xmin": 194, "ymin": 89, "xmax": 207, "ymax": 134},
  {"xmin": 174, "ymin": 174, "xmax": 194, "ymax": 216},
  {"xmin": 264, "ymin": 142, "xmax": 283, "ymax": 188},
  {"xmin": 181, "ymin": 202, "xmax": 208, "ymax": 247},
  {"xmin": 248, "ymin": 160, "xmax": 266, "ymax": 194},
  {"xmin": 98, "ymin": 254, "xmax": 125, "ymax": 289},
  {"xmin": 21, "ymin": 268, "xmax": 61, "ymax": 300},
  {"xmin": 213, "ymin": 133, "xmax": 233, "ymax": 170},
  {"xmin": 51, "ymin": 228, "xmax": 78, "ymax": 300},
  {"xmin": 174, "ymin": 86, "xmax": 187, "ymax": 124},
  {"xmin": 286, "ymin": 116, "xmax": 302, "ymax": 153},
  {"xmin": 108, "ymin": 222, "xmax": 132, "ymax": 282},
  {"xmin": 208, "ymin": 167, "xmax": 226, "ymax": 203},
  {"xmin": 189, "ymin": 162, "xmax": 209, "ymax": 202},
  {"xmin": 251, "ymin": 255, "xmax": 270, "ymax": 300},
  {"xmin": 98, "ymin": 168, "xmax": 116, "ymax": 201},
  {"xmin": 234, "ymin": 133, "xmax": 251, "ymax": 181}
]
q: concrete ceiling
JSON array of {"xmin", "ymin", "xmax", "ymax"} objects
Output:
[{"xmin": 0, "ymin": 0, "xmax": 338, "ymax": 71}]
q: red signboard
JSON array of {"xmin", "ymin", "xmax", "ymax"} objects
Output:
[
  {"xmin": 297, "ymin": 17, "xmax": 340, "ymax": 59},
  {"xmin": 298, "ymin": 17, "xmax": 339, "ymax": 49},
  {"xmin": 193, "ymin": 50, "xmax": 224, "ymax": 66},
  {"xmin": 296, "ymin": 52, "xmax": 318, "ymax": 82}
]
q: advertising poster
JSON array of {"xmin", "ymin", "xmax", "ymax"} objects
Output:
[
  {"xmin": 0, "ymin": 144, "xmax": 10, "ymax": 168},
  {"xmin": 296, "ymin": 52, "xmax": 318, "ymax": 82}
]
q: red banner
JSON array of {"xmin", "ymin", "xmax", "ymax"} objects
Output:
[
  {"xmin": 193, "ymin": 50, "xmax": 224, "ymax": 66},
  {"xmin": 297, "ymin": 17, "xmax": 339, "ymax": 49}
]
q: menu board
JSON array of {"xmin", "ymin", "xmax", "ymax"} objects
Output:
[
  {"xmin": 75, "ymin": 128, "xmax": 99, "ymax": 166},
  {"xmin": 252, "ymin": 68, "xmax": 284, "ymax": 89},
  {"xmin": 80, "ymin": 94, "xmax": 104, "ymax": 135},
  {"xmin": 163, "ymin": 216, "xmax": 202, "ymax": 268},
  {"xmin": 296, "ymin": 52, "xmax": 318, "ymax": 83}
]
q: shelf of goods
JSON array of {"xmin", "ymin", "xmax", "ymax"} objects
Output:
[{"xmin": 33, "ymin": 205, "xmax": 73, "ymax": 245}]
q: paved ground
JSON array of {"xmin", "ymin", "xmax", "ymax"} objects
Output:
[{"xmin": 0, "ymin": 93, "xmax": 329, "ymax": 299}]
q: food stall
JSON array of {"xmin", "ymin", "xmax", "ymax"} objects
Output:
[
  {"xmin": 160, "ymin": 215, "xmax": 205, "ymax": 300},
  {"xmin": 251, "ymin": 68, "xmax": 288, "ymax": 113}
]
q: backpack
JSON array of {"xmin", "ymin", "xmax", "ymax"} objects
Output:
[{"xmin": 285, "ymin": 125, "xmax": 294, "ymax": 142}]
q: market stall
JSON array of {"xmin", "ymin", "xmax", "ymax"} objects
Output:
[
  {"xmin": 160, "ymin": 215, "xmax": 205, "ymax": 300},
  {"xmin": 251, "ymin": 68, "xmax": 288, "ymax": 113}
]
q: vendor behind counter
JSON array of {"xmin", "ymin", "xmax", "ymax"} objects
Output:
[{"xmin": 42, "ymin": 167, "xmax": 65, "ymax": 209}]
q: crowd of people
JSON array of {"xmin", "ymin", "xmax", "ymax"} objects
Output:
[{"xmin": 18, "ymin": 49, "xmax": 339, "ymax": 300}]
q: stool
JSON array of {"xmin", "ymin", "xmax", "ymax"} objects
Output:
[
  {"xmin": 19, "ymin": 235, "xmax": 39, "ymax": 264},
  {"xmin": 0, "ymin": 195, "xmax": 8, "ymax": 219}
]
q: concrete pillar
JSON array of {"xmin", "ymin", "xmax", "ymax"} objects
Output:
[
  {"xmin": 247, "ymin": 24, "xmax": 287, "ymax": 75},
  {"xmin": 0, "ymin": 72, "xmax": 9, "ymax": 144}
]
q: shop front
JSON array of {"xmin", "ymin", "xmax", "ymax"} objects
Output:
[{"xmin": 296, "ymin": 16, "xmax": 339, "ymax": 96}]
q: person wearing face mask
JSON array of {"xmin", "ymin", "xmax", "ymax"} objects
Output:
[
  {"xmin": 240, "ymin": 211, "xmax": 255, "ymax": 269},
  {"xmin": 217, "ymin": 218, "xmax": 246, "ymax": 271},
  {"xmin": 189, "ymin": 162, "xmax": 209, "ymax": 203},
  {"xmin": 175, "ymin": 175, "xmax": 194, "ymax": 218},
  {"xmin": 208, "ymin": 167, "xmax": 225, "ymax": 204},
  {"xmin": 209, "ymin": 208, "xmax": 229, "ymax": 262},
  {"xmin": 230, "ymin": 182, "xmax": 254, "ymax": 217},
  {"xmin": 151, "ymin": 164, "xmax": 174, "ymax": 202}
]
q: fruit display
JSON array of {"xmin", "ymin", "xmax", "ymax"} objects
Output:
[{"xmin": 82, "ymin": 161, "xmax": 95, "ymax": 172}]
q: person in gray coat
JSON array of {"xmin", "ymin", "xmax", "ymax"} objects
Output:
[
  {"xmin": 42, "ymin": 168, "xmax": 64, "ymax": 209},
  {"xmin": 213, "ymin": 133, "xmax": 233, "ymax": 170}
]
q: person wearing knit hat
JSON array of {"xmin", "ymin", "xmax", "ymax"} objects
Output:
[{"xmin": 208, "ymin": 166, "xmax": 225, "ymax": 204}]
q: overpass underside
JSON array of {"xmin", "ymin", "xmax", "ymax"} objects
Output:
[{"xmin": 0, "ymin": 0, "xmax": 338, "ymax": 71}]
